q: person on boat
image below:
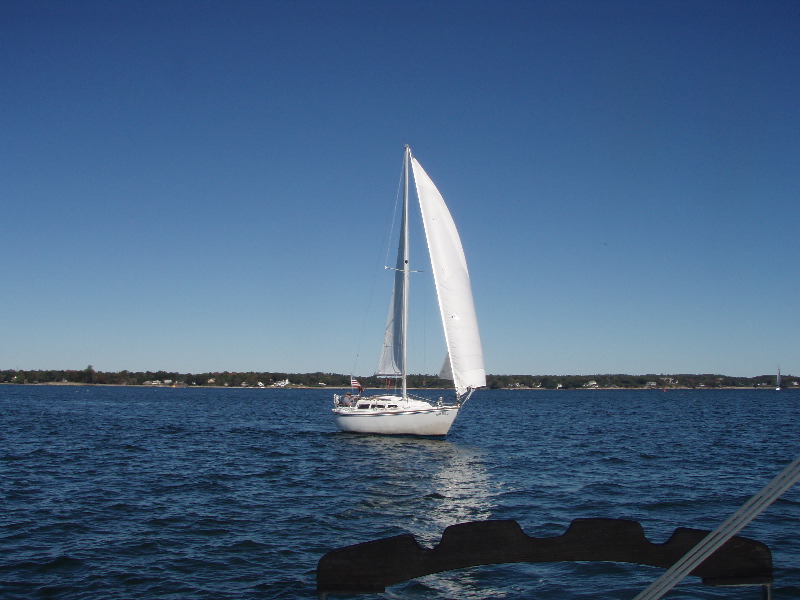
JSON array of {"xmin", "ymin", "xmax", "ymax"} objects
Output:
[{"xmin": 340, "ymin": 392, "xmax": 353, "ymax": 406}]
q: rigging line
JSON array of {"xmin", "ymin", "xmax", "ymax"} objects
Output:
[
  {"xmin": 421, "ymin": 265, "xmax": 427, "ymax": 380},
  {"xmin": 383, "ymin": 156, "xmax": 406, "ymax": 269},
  {"xmin": 351, "ymin": 246, "xmax": 389, "ymax": 378},
  {"xmin": 633, "ymin": 455, "xmax": 800, "ymax": 600}
]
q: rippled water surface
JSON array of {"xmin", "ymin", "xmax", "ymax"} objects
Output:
[{"xmin": 1, "ymin": 386, "xmax": 798, "ymax": 599}]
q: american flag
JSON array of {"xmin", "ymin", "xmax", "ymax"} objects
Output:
[{"xmin": 350, "ymin": 377, "xmax": 361, "ymax": 388}]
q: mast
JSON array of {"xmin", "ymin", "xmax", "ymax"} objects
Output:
[
  {"xmin": 401, "ymin": 145, "xmax": 410, "ymax": 400},
  {"xmin": 375, "ymin": 147, "xmax": 412, "ymax": 387}
]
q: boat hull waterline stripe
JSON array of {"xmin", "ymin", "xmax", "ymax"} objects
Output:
[{"xmin": 334, "ymin": 409, "xmax": 457, "ymax": 417}]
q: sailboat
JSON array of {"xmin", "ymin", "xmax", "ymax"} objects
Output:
[
  {"xmin": 776, "ymin": 368, "xmax": 781, "ymax": 391},
  {"xmin": 332, "ymin": 146, "xmax": 485, "ymax": 436}
]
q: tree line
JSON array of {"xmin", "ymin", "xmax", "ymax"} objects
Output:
[{"xmin": 0, "ymin": 367, "xmax": 792, "ymax": 390}]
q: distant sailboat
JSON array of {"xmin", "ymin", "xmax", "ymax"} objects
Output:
[
  {"xmin": 331, "ymin": 146, "xmax": 485, "ymax": 436},
  {"xmin": 776, "ymin": 368, "xmax": 781, "ymax": 391}
]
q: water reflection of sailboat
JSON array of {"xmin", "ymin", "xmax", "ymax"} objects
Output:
[{"xmin": 338, "ymin": 435, "xmax": 493, "ymax": 545}]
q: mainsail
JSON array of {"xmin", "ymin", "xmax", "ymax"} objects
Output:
[{"xmin": 375, "ymin": 193, "xmax": 407, "ymax": 379}]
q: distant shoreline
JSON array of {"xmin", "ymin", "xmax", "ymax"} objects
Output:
[
  {"xmin": 2, "ymin": 382, "xmax": 788, "ymax": 391},
  {"xmin": 4, "ymin": 369, "xmax": 789, "ymax": 390}
]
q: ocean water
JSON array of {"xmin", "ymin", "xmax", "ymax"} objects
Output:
[{"xmin": 1, "ymin": 385, "xmax": 798, "ymax": 600}]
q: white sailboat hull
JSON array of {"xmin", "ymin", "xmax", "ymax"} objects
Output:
[{"xmin": 332, "ymin": 395, "xmax": 459, "ymax": 436}]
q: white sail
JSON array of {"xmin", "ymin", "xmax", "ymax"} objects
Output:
[
  {"xmin": 411, "ymin": 157, "xmax": 486, "ymax": 396},
  {"xmin": 375, "ymin": 200, "xmax": 407, "ymax": 378}
]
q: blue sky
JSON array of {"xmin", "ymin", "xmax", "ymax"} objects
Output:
[{"xmin": 2, "ymin": 0, "xmax": 798, "ymax": 377}]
